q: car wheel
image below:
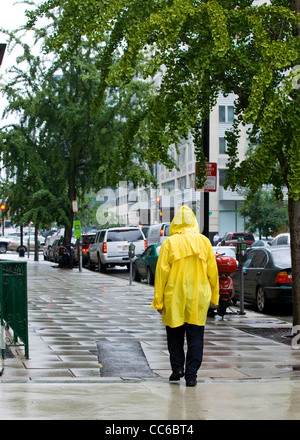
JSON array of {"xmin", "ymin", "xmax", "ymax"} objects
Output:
[
  {"xmin": 256, "ymin": 286, "xmax": 267, "ymax": 313},
  {"xmin": 132, "ymin": 265, "xmax": 141, "ymax": 282},
  {"xmin": 0, "ymin": 244, "xmax": 7, "ymax": 254},
  {"xmin": 88, "ymin": 256, "xmax": 95, "ymax": 271},
  {"xmin": 147, "ymin": 267, "xmax": 154, "ymax": 285},
  {"xmin": 98, "ymin": 255, "xmax": 106, "ymax": 273}
]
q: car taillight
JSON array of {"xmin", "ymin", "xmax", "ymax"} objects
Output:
[
  {"xmin": 102, "ymin": 242, "xmax": 107, "ymax": 254},
  {"xmin": 275, "ymin": 271, "xmax": 292, "ymax": 283},
  {"xmin": 160, "ymin": 229, "xmax": 164, "ymax": 237},
  {"xmin": 144, "ymin": 240, "xmax": 147, "ymax": 250}
]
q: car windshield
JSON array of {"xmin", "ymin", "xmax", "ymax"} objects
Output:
[
  {"xmin": 272, "ymin": 249, "xmax": 291, "ymax": 268},
  {"xmin": 84, "ymin": 235, "xmax": 95, "ymax": 244},
  {"xmin": 213, "ymin": 247, "xmax": 236, "ymax": 258},
  {"xmin": 232, "ymin": 233, "xmax": 253, "ymax": 240},
  {"xmin": 107, "ymin": 229, "xmax": 144, "ymax": 242}
]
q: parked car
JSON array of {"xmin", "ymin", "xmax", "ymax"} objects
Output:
[
  {"xmin": 0, "ymin": 236, "xmax": 10, "ymax": 253},
  {"xmin": 221, "ymin": 232, "xmax": 255, "ymax": 247},
  {"xmin": 247, "ymin": 239, "xmax": 271, "ymax": 253},
  {"xmin": 48, "ymin": 238, "xmax": 62, "ymax": 262},
  {"xmin": 269, "ymin": 233, "xmax": 290, "ymax": 246},
  {"xmin": 232, "ymin": 245, "xmax": 292, "ymax": 313},
  {"xmin": 48, "ymin": 237, "xmax": 76, "ymax": 263},
  {"xmin": 133, "ymin": 243, "xmax": 161, "ymax": 284},
  {"xmin": 88, "ymin": 227, "xmax": 147, "ymax": 272},
  {"xmin": 43, "ymin": 235, "xmax": 58, "ymax": 260},
  {"xmin": 7, "ymin": 235, "xmax": 39, "ymax": 252},
  {"xmin": 73, "ymin": 233, "xmax": 95, "ymax": 266},
  {"xmin": 212, "ymin": 245, "xmax": 237, "ymax": 260},
  {"xmin": 147, "ymin": 223, "xmax": 170, "ymax": 246}
]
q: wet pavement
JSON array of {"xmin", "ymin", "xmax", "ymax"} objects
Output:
[{"xmin": 1, "ymin": 253, "xmax": 300, "ymax": 420}]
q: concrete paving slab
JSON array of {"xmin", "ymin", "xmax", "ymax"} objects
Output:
[{"xmin": 1, "ymin": 253, "xmax": 300, "ymax": 420}]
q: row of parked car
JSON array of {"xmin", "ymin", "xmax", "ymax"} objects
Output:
[{"xmin": 41, "ymin": 224, "xmax": 292, "ymax": 314}]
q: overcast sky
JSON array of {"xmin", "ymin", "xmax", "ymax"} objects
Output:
[
  {"xmin": 0, "ymin": 1, "xmax": 38, "ymax": 125},
  {"xmin": 1, "ymin": 0, "xmax": 34, "ymax": 67}
]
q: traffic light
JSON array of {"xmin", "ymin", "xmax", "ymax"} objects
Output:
[
  {"xmin": 0, "ymin": 204, "xmax": 6, "ymax": 213},
  {"xmin": 156, "ymin": 196, "xmax": 162, "ymax": 218}
]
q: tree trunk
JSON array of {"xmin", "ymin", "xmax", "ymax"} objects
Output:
[
  {"xmin": 34, "ymin": 224, "xmax": 39, "ymax": 262},
  {"xmin": 288, "ymin": 196, "xmax": 300, "ymax": 331},
  {"xmin": 64, "ymin": 169, "xmax": 76, "ymax": 246}
]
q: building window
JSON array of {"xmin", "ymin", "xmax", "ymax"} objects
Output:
[
  {"xmin": 162, "ymin": 180, "xmax": 175, "ymax": 192},
  {"xmin": 219, "ymin": 106, "xmax": 226, "ymax": 123},
  {"xmin": 228, "ymin": 106, "xmax": 234, "ymax": 123},
  {"xmin": 219, "ymin": 105, "xmax": 234, "ymax": 123},
  {"xmin": 189, "ymin": 173, "xmax": 195, "ymax": 189},
  {"xmin": 219, "ymin": 137, "xmax": 226, "ymax": 154},
  {"xmin": 177, "ymin": 176, "xmax": 186, "ymax": 190},
  {"xmin": 178, "ymin": 146, "xmax": 186, "ymax": 166}
]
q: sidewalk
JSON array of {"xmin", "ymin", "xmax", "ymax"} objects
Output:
[{"xmin": 1, "ymin": 254, "xmax": 300, "ymax": 420}]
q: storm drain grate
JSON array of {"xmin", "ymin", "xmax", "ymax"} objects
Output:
[
  {"xmin": 235, "ymin": 327, "xmax": 293, "ymax": 346},
  {"xmin": 96, "ymin": 341, "xmax": 158, "ymax": 378}
]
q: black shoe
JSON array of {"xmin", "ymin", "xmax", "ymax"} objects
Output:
[
  {"xmin": 186, "ymin": 380, "xmax": 197, "ymax": 387},
  {"xmin": 169, "ymin": 371, "xmax": 184, "ymax": 381}
]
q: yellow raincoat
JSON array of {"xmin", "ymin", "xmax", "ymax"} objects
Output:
[{"xmin": 152, "ymin": 205, "xmax": 219, "ymax": 328}]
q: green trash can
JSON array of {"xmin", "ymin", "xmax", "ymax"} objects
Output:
[{"xmin": 0, "ymin": 261, "xmax": 29, "ymax": 359}]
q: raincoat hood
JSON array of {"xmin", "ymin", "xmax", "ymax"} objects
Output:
[{"xmin": 169, "ymin": 205, "xmax": 199, "ymax": 236}]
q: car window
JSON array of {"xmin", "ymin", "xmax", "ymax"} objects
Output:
[
  {"xmin": 164, "ymin": 225, "xmax": 170, "ymax": 236},
  {"xmin": 277, "ymin": 236, "xmax": 288, "ymax": 245},
  {"xmin": 232, "ymin": 233, "xmax": 253, "ymax": 241},
  {"xmin": 99, "ymin": 231, "xmax": 106, "ymax": 242},
  {"xmin": 107, "ymin": 229, "xmax": 143, "ymax": 242},
  {"xmin": 156, "ymin": 245, "xmax": 161, "ymax": 255},
  {"xmin": 84, "ymin": 235, "xmax": 95, "ymax": 244},
  {"xmin": 249, "ymin": 250, "xmax": 267, "ymax": 268},
  {"xmin": 271, "ymin": 249, "xmax": 291, "ymax": 268},
  {"xmin": 141, "ymin": 247, "xmax": 152, "ymax": 257},
  {"xmin": 244, "ymin": 251, "xmax": 255, "ymax": 268}
]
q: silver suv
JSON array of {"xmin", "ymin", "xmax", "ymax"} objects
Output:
[{"xmin": 88, "ymin": 227, "xmax": 147, "ymax": 272}]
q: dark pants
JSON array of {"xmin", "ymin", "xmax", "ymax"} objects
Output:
[{"xmin": 166, "ymin": 323, "xmax": 205, "ymax": 382}]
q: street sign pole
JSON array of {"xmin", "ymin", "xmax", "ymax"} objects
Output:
[{"xmin": 73, "ymin": 201, "xmax": 82, "ymax": 272}]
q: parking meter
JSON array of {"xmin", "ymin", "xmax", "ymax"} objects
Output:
[
  {"xmin": 236, "ymin": 239, "xmax": 247, "ymax": 315},
  {"xmin": 236, "ymin": 239, "xmax": 247, "ymax": 264},
  {"xmin": 129, "ymin": 243, "xmax": 135, "ymax": 285},
  {"xmin": 129, "ymin": 243, "xmax": 135, "ymax": 260}
]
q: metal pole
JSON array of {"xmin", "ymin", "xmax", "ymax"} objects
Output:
[
  {"xmin": 78, "ymin": 237, "xmax": 82, "ymax": 272},
  {"xmin": 129, "ymin": 260, "xmax": 133, "ymax": 286},
  {"xmin": 239, "ymin": 263, "xmax": 245, "ymax": 315}
]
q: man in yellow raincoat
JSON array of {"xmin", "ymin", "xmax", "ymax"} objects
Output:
[{"xmin": 152, "ymin": 205, "xmax": 219, "ymax": 386}]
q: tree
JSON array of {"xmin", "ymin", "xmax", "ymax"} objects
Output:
[
  {"xmin": 1, "ymin": 17, "xmax": 156, "ymax": 248},
  {"xmin": 239, "ymin": 189, "xmax": 289, "ymax": 239},
  {"xmin": 24, "ymin": 0, "xmax": 300, "ymax": 328}
]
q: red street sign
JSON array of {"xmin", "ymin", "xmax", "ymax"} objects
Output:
[
  {"xmin": 72, "ymin": 200, "xmax": 78, "ymax": 212},
  {"xmin": 195, "ymin": 162, "xmax": 217, "ymax": 192},
  {"xmin": 203, "ymin": 162, "xmax": 217, "ymax": 192}
]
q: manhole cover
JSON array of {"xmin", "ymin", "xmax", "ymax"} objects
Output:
[
  {"xmin": 236, "ymin": 327, "xmax": 293, "ymax": 346},
  {"xmin": 96, "ymin": 341, "xmax": 157, "ymax": 378}
]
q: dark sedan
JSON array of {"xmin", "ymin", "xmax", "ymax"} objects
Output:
[
  {"xmin": 232, "ymin": 245, "xmax": 292, "ymax": 313},
  {"xmin": 132, "ymin": 243, "xmax": 161, "ymax": 285}
]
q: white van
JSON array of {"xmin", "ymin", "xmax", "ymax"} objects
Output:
[
  {"xmin": 147, "ymin": 223, "xmax": 170, "ymax": 246},
  {"xmin": 88, "ymin": 226, "xmax": 147, "ymax": 272}
]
